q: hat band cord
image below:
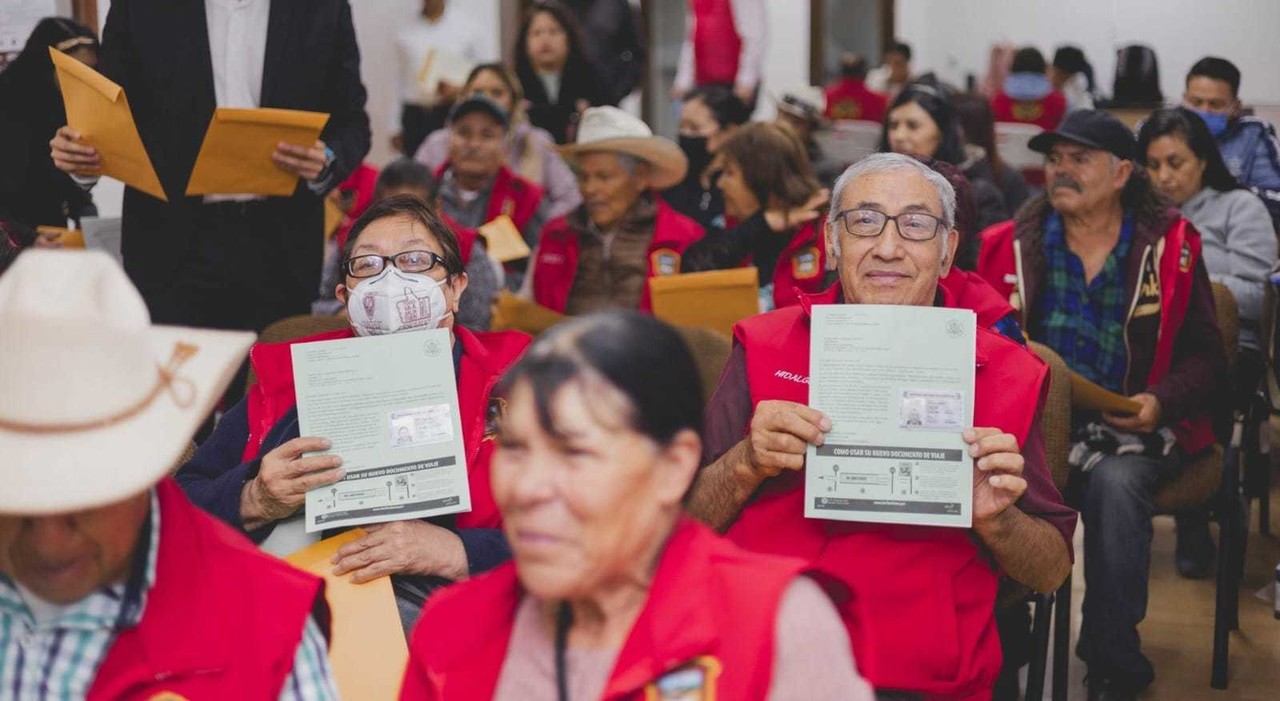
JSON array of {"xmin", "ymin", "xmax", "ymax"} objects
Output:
[{"xmin": 0, "ymin": 342, "xmax": 199, "ymax": 434}]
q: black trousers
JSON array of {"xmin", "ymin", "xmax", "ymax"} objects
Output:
[{"xmin": 400, "ymin": 103, "xmax": 451, "ymax": 158}]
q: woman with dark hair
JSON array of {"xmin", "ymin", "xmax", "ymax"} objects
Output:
[
  {"xmin": 401, "ymin": 311, "xmax": 873, "ymax": 700},
  {"xmin": 515, "ymin": 1, "xmax": 608, "ymax": 145},
  {"xmin": 682, "ymin": 122, "xmax": 831, "ymax": 310},
  {"xmin": 952, "ymin": 92, "xmax": 1029, "ymax": 213},
  {"xmin": 882, "ymin": 85, "xmax": 1010, "ymax": 232},
  {"xmin": 990, "ymin": 46, "xmax": 1067, "ymax": 131},
  {"xmin": 0, "ymin": 17, "xmax": 99, "ymax": 232},
  {"xmin": 1050, "ymin": 45, "xmax": 1096, "ymax": 112},
  {"xmin": 663, "ymin": 84, "xmax": 751, "ymax": 230}
]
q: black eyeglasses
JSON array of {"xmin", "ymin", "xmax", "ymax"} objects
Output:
[
  {"xmin": 343, "ymin": 250, "xmax": 447, "ymax": 278},
  {"xmin": 834, "ymin": 208, "xmax": 944, "ymax": 241}
]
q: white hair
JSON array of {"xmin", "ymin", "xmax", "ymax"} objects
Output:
[{"xmin": 826, "ymin": 153, "xmax": 956, "ymax": 259}]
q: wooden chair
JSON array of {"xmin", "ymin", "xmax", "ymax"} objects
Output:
[
  {"xmin": 673, "ymin": 325, "xmax": 733, "ymax": 404},
  {"xmin": 246, "ymin": 313, "xmax": 349, "ymax": 388}
]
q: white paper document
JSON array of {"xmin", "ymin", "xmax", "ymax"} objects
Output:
[
  {"xmin": 805, "ymin": 304, "xmax": 976, "ymax": 528},
  {"xmin": 294, "ymin": 328, "xmax": 471, "ymax": 532}
]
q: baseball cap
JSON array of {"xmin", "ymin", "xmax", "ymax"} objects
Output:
[
  {"xmin": 447, "ymin": 95, "xmax": 510, "ymax": 129},
  {"xmin": 1028, "ymin": 109, "xmax": 1137, "ymax": 161}
]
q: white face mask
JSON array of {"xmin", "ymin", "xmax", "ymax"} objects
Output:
[{"xmin": 345, "ymin": 266, "xmax": 453, "ymax": 337}]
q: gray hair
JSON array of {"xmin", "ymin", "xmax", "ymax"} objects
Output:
[{"xmin": 826, "ymin": 153, "xmax": 956, "ymax": 258}]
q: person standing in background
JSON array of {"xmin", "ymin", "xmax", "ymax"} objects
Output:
[
  {"xmin": 824, "ymin": 53, "xmax": 887, "ymax": 123},
  {"xmin": 671, "ymin": 0, "xmax": 766, "ymax": 109},
  {"xmin": 393, "ymin": 0, "xmax": 497, "ymax": 157},
  {"xmin": 515, "ymin": 0, "xmax": 608, "ymax": 145},
  {"xmin": 563, "ymin": 0, "xmax": 647, "ymax": 107},
  {"xmin": 990, "ymin": 47, "xmax": 1067, "ymax": 131},
  {"xmin": 1051, "ymin": 45, "xmax": 1097, "ymax": 112},
  {"xmin": 866, "ymin": 40, "xmax": 914, "ymax": 101}
]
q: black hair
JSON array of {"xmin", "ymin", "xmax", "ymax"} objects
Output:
[
  {"xmin": 496, "ymin": 311, "xmax": 704, "ymax": 445},
  {"xmin": 886, "ymin": 40, "xmax": 912, "ymax": 62},
  {"xmin": 1052, "ymin": 45, "xmax": 1095, "ymax": 92},
  {"xmin": 1186, "ymin": 56, "xmax": 1241, "ymax": 97},
  {"xmin": 1136, "ymin": 107, "xmax": 1241, "ymax": 193},
  {"xmin": 341, "ymin": 195, "xmax": 465, "ymax": 276},
  {"xmin": 880, "ymin": 84, "xmax": 967, "ymax": 165},
  {"xmin": 685, "ymin": 84, "xmax": 752, "ymax": 129},
  {"xmin": 514, "ymin": 1, "xmax": 594, "ymax": 98},
  {"xmin": 0, "ymin": 17, "xmax": 98, "ymax": 124},
  {"xmin": 1011, "ymin": 47, "xmax": 1047, "ymax": 75},
  {"xmin": 840, "ymin": 53, "xmax": 869, "ymax": 80},
  {"xmin": 374, "ymin": 158, "xmax": 435, "ymax": 200}
]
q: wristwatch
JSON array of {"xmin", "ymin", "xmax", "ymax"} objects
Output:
[{"xmin": 316, "ymin": 145, "xmax": 337, "ymax": 181}]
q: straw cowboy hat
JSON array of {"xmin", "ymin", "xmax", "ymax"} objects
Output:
[
  {"xmin": 560, "ymin": 106, "xmax": 688, "ymax": 189},
  {"xmin": 775, "ymin": 85, "xmax": 827, "ymax": 127},
  {"xmin": 0, "ymin": 250, "xmax": 254, "ymax": 514}
]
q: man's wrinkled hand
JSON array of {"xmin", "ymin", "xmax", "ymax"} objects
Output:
[
  {"xmin": 331, "ymin": 520, "xmax": 466, "ymax": 583},
  {"xmin": 744, "ymin": 400, "xmax": 831, "ymax": 480}
]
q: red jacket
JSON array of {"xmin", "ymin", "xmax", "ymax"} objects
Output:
[
  {"xmin": 334, "ymin": 162, "xmax": 380, "ymax": 252},
  {"xmin": 90, "ymin": 479, "xmax": 326, "ymax": 700},
  {"xmin": 242, "ymin": 326, "xmax": 531, "ymax": 528},
  {"xmin": 690, "ymin": 0, "xmax": 742, "ymax": 85},
  {"xmin": 990, "ymin": 90, "xmax": 1067, "ymax": 131},
  {"xmin": 400, "ymin": 518, "xmax": 810, "ymax": 700},
  {"xmin": 767, "ymin": 221, "xmax": 827, "ymax": 309},
  {"xmin": 976, "ymin": 206, "xmax": 1223, "ymax": 454},
  {"xmin": 436, "ymin": 164, "xmax": 545, "ymax": 266},
  {"xmin": 728, "ymin": 289, "xmax": 1047, "ymax": 699},
  {"xmin": 823, "ymin": 79, "xmax": 888, "ymax": 122},
  {"xmin": 531, "ymin": 198, "xmax": 705, "ymax": 312},
  {"xmin": 939, "ymin": 267, "xmax": 1018, "ymax": 332}
]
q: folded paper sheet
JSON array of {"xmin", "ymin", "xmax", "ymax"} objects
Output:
[
  {"xmin": 478, "ymin": 215, "xmax": 532, "ymax": 263},
  {"xmin": 649, "ymin": 267, "xmax": 760, "ymax": 337},
  {"xmin": 186, "ymin": 108, "xmax": 329, "ymax": 196},
  {"xmin": 286, "ymin": 530, "xmax": 408, "ymax": 701},
  {"xmin": 49, "ymin": 48, "xmax": 167, "ymax": 201},
  {"xmin": 417, "ymin": 47, "xmax": 475, "ymax": 98},
  {"xmin": 1069, "ymin": 371, "xmax": 1142, "ymax": 415}
]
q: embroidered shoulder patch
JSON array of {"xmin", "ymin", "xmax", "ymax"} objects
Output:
[
  {"xmin": 645, "ymin": 656, "xmax": 723, "ymax": 701},
  {"xmin": 650, "ymin": 248, "xmax": 682, "ymax": 276},
  {"xmin": 791, "ymin": 246, "xmax": 821, "ymax": 280}
]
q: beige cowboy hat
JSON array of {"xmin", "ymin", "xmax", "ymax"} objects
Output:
[
  {"xmin": 560, "ymin": 106, "xmax": 688, "ymax": 189},
  {"xmin": 0, "ymin": 250, "xmax": 254, "ymax": 515}
]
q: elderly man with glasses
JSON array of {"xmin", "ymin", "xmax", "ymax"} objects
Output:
[{"xmin": 687, "ymin": 153, "xmax": 1075, "ymax": 701}]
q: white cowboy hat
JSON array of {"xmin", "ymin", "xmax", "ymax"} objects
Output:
[
  {"xmin": 0, "ymin": 250, "xmax": 254, "ymax": 515},
  {"xmin": 560, "ymin": 106, "xmax": 688, "ymax": 189},
  {"xmin": 774, "ymin": 85, "xmax": 827, "ymax": 126}
]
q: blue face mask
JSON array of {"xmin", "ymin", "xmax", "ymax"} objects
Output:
[{"xmin": 1191, "ymin": 108, "xmax": 1230, "ymax": 138}]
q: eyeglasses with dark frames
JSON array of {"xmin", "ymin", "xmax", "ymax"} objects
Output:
[
  {"xmin": 833, "ymin": 208, "xmax": 944, "ymax": 241},
  {"xmin": 343, "ymin": 250, "xmax": 447, "ymax": 278}
]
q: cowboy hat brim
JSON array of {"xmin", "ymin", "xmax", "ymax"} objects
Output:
[
  {"xmin": 0, "ymin": 325, "xmax": 255, "ymax": 515},
  {"xmin": 559, "ymin": 136, "xmax": 689, "ymax": 190}
]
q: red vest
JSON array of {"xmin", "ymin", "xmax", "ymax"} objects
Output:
[
  {"xmin": 767, "ymin": 221, "xmax": 827, "ymax": 309},
  {"xmin": 436, "ymin": 164, "xmax": 545, "ymax": 266},
  {"xmin": 939, "ymin": 267, "xmax": 1018, "ymax": 331},
  {"xmin": 334, "ymin": 162, "xmax": 380, "ymax": 253},
  {"xmin": 531, "ymin": 197, "xmax": 705, "ymax": 312},
  {"xmin": 976, "ymin": 218, "xmax": 1216, "ymax": 453},
  {"xmin": 691, "ymin": 0, "xmax": 742, "ymax": 86},
  {"xmin": 89, "ymin": 479, "xmax": 326, "ymax": 700},
  {"xmin": 990, "ymin": 91, "xmax": 1068, "ymax": 131},
  {"xmin": 729, "ymin": 292, "xmax": 1047, "ymax": 699},
  {"xmin": 400, "ymin": 519, "xmax": 810, "ymax": 701},
  {"xmin": 243, "ymin": 326, "xmax": 532, "ymax": 528},
  {"xmin": 823, "ymin": 79, "xmax": 888, "ymax": 123}
]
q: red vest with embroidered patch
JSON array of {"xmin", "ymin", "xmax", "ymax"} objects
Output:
[
  {"xmin": 242, "ymin": 326, "xmax": 531, "ymax": 528},
  {"xmin": 89, "ymin": 479, "xmax": 326, "ymax": 700},
  {"xmin": 728, "ymin": 291, "xmax": 1046, "ymax": 699},
  {"xmin": 768, "ymin": 221, "xmax": 827, "ymax": 309},
  {"xmin": 435, "ymin": 164, "xmax": 545, "ymax": 266},
  {"xmin": 990, "ymin": 91, "xmax": 1068, "ymax": 131},
  {"xmin": 939, "ymin": 268, "xmax": 1017, "ymax": 331},
  {"xmin": 530, "ymin": 198, "xmax": 705, "ymax": 312},
  {"xmin": 691, "ymin": 0, "xmax": 742, "ymax": 86},
  {"xmin": 399, "ymin": 519, "xmax": 808, "ymax": 701}
]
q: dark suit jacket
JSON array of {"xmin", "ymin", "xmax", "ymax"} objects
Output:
[{"xmin": 98, "ymin": 0, "xmax": 370, "ymax": 295}]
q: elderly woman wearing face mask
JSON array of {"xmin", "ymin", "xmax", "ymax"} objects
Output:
[
  {"xmin": 400, "ymin": 311, "xmax": 874, "ymax": 700},
  {"xmin": 177, "ymin": 196, "xmax": 531, "ymax": 631}
]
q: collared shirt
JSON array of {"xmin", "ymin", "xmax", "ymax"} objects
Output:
[
  {"xmin": 0, "ymin": 491, "xmax": 337, "ymax": 700},
  {"xmin": 205, "ymin": 0, "xmax": 269, "ymax": 109},
  {"xmin": 394, "ymin": 6, "xmax": 496, "ymax": 123},
  {"xmin": 1030, "ymin": 212, "xmax": 1135, "ymax": 394}
]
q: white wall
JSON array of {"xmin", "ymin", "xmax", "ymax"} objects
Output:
[
  {"xmin": 753, "ymin": 0, "xmax": 811, "ymax": 121},
  {"xmin": 896, "ymin": 0, "xmax": 1280, "ymax": 105}
]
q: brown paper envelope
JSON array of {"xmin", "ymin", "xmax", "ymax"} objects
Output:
[
  {"xmin": 324, "ymin": 197, "xmax": 345, "ymax": 241},
  {"xmin": 49, "ymin": 48, "xmax": 167, "ymax": 202},
  {"xmin": 286, "ymin": 530, "xmax": 407, "ymax": 701},
  {"xmin": 490, "ymin": 290, "xmax": 565, "ymax": 334},
  {"xmin": 36, "ymin": 226, "xmax": 85, "ymax": 249},
  {"xmin": 186, "ymin": 108, "xmax": 330, "ymax": 196},
  {"xmin": 1069, "ymin": 371, "xmax": 1142, "ymax": 415},
  {"xmin": 649, "ymin": 267, "xmax": 760, "ymax": 337},
  {"xmin": 478, "ymin": 215, "xmax": 532, "ymax": 263}
]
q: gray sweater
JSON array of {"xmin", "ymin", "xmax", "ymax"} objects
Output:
[{"xmin": 1182, "ymin": 187, "xmax": 1277, "ymax": 349}]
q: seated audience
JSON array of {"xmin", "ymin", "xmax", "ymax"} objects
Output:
[
  {"xmin": 774, "ymin": 86, "xmax": 844, "ymax": 184},
  {"xmin": 688, "ymin": 153, "xmax": 1075, "ymax": 699},
  {"xmin": 178, "ymin": 197, "xmax": 531, "ymax": 632},
  {"xmin": 515, "ymin": 0, "xmax": 608, "ymax": 145},
  {"xmin": 681, "ymin": 122, "xmax": 830, "ymax": 310},
  {"xmin": 977, "ymin": 110, "xmax": 1226, "ymax": 699},
  {"xmin": 524, "ymin": 107, "xmax": 702, "ymax": 314},
  {"xmin": 1051, "ymin": 45, "xmax": 1097, "ymax": 112},
  {"xmin": 1182, "ymin": 56, "xmax": 1280, "ymax": 227},
  {"xmin": 415, "ymin": 63, "xmax": 583, "ymax": 219},
  {"xmin": 401, "ymin": 311, "xmax": 874, "ymax": 700},
  {"xmin": 990, "ymin": 47, "xmax": 1067, "ymax": 131},
  {"xmin": 664, "ymin": 85, "xmax": 751, "ymax": 231},
  {"xmin": 824, "ymin": 52, "xmax": 888, "ymax": 123},
  {"xmin": 953, "ymin": 91, "xmax": 1031, "ymax": 214},
  {"xmin": 0, "ymin": 250, "xmax": 337, "ymax": 698}
]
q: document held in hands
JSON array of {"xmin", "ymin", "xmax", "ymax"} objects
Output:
[
  {"xmin": 293, "ymin": 328, "xmax": 471, "ymax": 532},
  {"xmin": 186, "ymin": 107, "xmax": 330, "ymax": 196},
  {"xmin": 805, "ymin": 304, "xmax": 977, "ymax": 528}
]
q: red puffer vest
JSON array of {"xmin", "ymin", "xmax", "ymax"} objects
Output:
[
  {"xmin": 89, "ymin": 479, "xmax": 326, "ymax": 700},
  {"xmin": 400, "ymin": 518, "xmax": 811, "ymax": 700},
  {"xmin": 728, "ymin": 289, "xmax": 1047, "ymax": 699},
  {"xmin": 762, "ymin": 221, "xmax": 827, "ymax": 309},
  {"xmin": 990, "ymin": 90, "xmax": 1068, "ymax": 131},
  {"xmin": 436, "ymin": 164, "xmax": 546, "ymax": 265},
  {"xmin": 242, "ymin": 326, "xmax": 531, "ymax": 528},
  {"xmin": 691, "ymin": 0, "xmax": 742, "ymax": 85}
]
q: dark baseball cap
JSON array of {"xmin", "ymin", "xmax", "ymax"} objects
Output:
[
  {"xmin": 447, "ymin": 95, "xmax": 509, "ymax": 129},
  {"xmin": 1028, "ymin": 109, "xmax": 1137, "ymax": 161}
]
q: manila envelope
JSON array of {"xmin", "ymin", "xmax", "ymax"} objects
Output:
[
  {"xmin": 186, "ymin": 108, "xmax": 330, "ymax": 197},
  {"xmin": 286, "ymin": 530, "xmax": 407, "ymax": 701},
  {"xmin": 1069, "ymin": 371, "xmax": 1141, "ymax": 416},
  {"xmin": 649, "ymin": 267, "xmax": 760, "ymax": 337},
  {"xmin": 324, "ymin": 197, "xmax": 345, "ymax": 241},
  {"xmin": 417, "ymin": 47, "xmax": 475, "ymax": 97},
  {"xmin": 49, "ymin": 48, "xmax": 167, "ymax": 202},
  {"xmin": 478, "ymin": 215, "xmax": 532, "ymax": 263},
  {"xmin": 491, "ymin": 290, "xmax": 565, "ymax": 335},
  {"xmin": 36, "ymin": 226, "xmax": 85, "ymax": 249}
]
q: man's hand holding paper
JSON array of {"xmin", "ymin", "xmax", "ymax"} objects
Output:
[
  {"xmin": 331, "ymin": 519, "xmax": 467, "ymax": 583},
  {"xmin": 240, "ymin": 436, "xmax": 346, "ymax": 532},
  {"xmin": 745, "ymin": 400, "xmax": 831, "ymax": 480},
  {"xmin": 273, "ymin": 139, "xmax": 331, "ymax": 182},
  {"xmin": 966, "ymin": 427, "xmax": 1028, "ymax": 529}
]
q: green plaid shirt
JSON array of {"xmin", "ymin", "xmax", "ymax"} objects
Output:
[{"xmin": 1030, "ymin": 212, "xmax": 1136, "ymax": 393}]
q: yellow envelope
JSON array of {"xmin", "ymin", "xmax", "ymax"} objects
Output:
[
  {"xmin": 186, "ymin": 108, "xmax": 330, "ymax": 196},
  {"xmin": 1069, "ymin": 371, "xmax": 1142, "ymax": 416},
  {"xmin": 324, "ymin": 197, "xmax": 345, "ymax": 241},
  {"xmin": 490, "ymin": 290, "xmax": 565, "ymax": 335},
  {"xmin": 49, "ymin": 48, "xmax": 167, "ymax": 202},
  {"xmin": 286, "ymin": 530, "xmax": 407, "ymax": 701},
  {"xmin": 478, "ymin": 215, "xmax": 532, "ymax": 263},
  {"xmin": 416, "ymin": 47, "xmax": 475, "ymax": 97},
  {"xmin": 36, "ymin": 226, "xmax": 85, "ymax": 249},
  {"xmin": 649, "ymin": 268, "xmax": 760, "ymax": 337}
]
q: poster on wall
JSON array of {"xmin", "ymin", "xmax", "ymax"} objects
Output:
[{"xmin": 0, "ymin": 0, "xmax": 59, "ymax": 53}]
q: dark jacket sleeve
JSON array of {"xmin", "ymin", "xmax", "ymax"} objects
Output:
[
  {"xmin": 1148, "ymin": 257, "xmax": 1228, "ymax": 424},
  {"xmin": 175, "ymin": 398, "xmax": 261, "ymax": 531},
  {"xmin": 95, "ymin": 0, "xmax": 134, "ymax": 90},
  {"xmin": 681, "ymin": 213, "xmax": 772, "ymax": 273},
  {"xmin": 318, "ymin": 0, "xmax": 371, "ymax": 193},
  {"xmin": 607, "ymin": 0, "xmax": 646, "ymax": 104},
  {"xmin": 456, "ymin": 529, "xmax": 512, "ymax": 574}
]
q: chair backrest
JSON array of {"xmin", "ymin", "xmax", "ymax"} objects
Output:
[
  {"xmin": 993, "ymin": 122, "xmax": 1045, "ymax": 170},
  {"xmin": 815, "ymin": 119, "xmax": 883, "ymax": 166},
  {"xmin": 246, "ymin": 313, "xmax": 350, "ymax": 388},
  {"xmin": 1210, "ymin": 282, "xmax": 1239, "ymax": 373},
  {"xmin": 1028, "ymin": 341, "xmax": 1072, "ymax": 492},
  {"xmin": 674, "ymin": 325, "xmax": 733, "ymax": 404}
]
